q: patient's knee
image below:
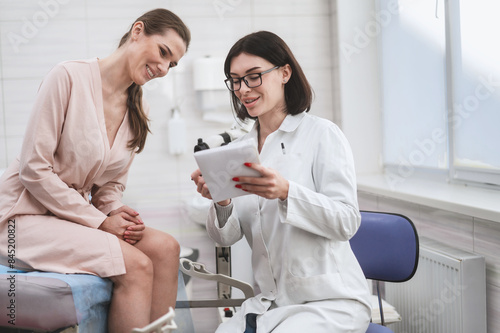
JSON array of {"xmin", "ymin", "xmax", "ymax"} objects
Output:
[
  {"xmin": 114, "ymin": 251, "xmax": 153, "ymax": 286},
  {"xmin": 150, "ymin": 232, "xmax": 180, "ymax": 262},
  {"xmin": 133, "ymin": 254, "xmax": 154, "ymax": 276},
  {"xmin": 165, "ymin": 234, "xmax": 180, "ymax": 258}
]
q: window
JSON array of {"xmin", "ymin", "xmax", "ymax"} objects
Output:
[
  {"xmin": 379, "ymin": 0, "xmax": 500, "ymax": 187},
  {"xmin": 448, "ymin": 0, "xmax": 500, "ymax": 186}
]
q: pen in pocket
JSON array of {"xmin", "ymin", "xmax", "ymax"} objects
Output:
[{"xmin": 281, "ymin": 142, "xmax": 286, "ymax": 155}]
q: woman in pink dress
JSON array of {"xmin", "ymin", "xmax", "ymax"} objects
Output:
[{"xmin": 0, "ymin": 8, "xmax": 190, "ymax": 332}]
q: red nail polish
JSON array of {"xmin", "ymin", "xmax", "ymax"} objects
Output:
[
  {"xmin": 232, "ymin": 177, "xmax": 239, "ymax": 181},
  {"xmin": 235, "ymin": 184, "xmax": 242, "ymax": 189},
  {"xmin": 244, "ymin": 163, "xmax": 252, "ymax": 167}
]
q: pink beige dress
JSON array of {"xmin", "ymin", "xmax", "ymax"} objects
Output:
[{"xmin": 0, "ymin": 58, "xmax": 140, "ymax": 277}]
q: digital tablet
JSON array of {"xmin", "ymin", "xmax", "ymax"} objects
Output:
[{"xmin": 193, "ymin": 139, "xmax": 261, "ymax": 202}]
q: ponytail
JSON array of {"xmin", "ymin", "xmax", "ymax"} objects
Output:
[{"xmin": 126, "ymin": 83, "xmax": 149, "ymax": 153}]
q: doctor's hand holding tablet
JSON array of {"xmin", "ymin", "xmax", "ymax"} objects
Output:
[{"xmin": 191, "ymin": 138, "xmax": 290, "ymax": 205}]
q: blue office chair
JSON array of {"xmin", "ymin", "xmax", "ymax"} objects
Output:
[{"xmin": 352, "ymin": 211, "xmax": 419, "ymax": 333}]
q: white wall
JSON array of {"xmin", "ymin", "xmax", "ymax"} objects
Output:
[
  {"xmin": 335, "ymin": 0, "xmax": 383, "ymax": 175},
  {"xmin": 0, "ymin": 0, "xmax": 337, "ymax": 209}
]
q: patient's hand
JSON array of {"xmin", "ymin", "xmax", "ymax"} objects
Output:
[{"xmin": 105, "ymin": 205, "xmax": 145, "ymax": 245}]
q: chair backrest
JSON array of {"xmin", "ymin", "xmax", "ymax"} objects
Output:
[{"xmin": 350, "ymin": 211, "xmax": 419, "ymax": 282}]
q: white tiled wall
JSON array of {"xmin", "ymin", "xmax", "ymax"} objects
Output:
[
  {"xmin": 0, "ymin": 0, "xmax": 335, "ymax": 169},
  {"xmin": 0, "ymin": 59, "xmax": 4, "ymax": 167},
  {"xmin": 0, "ymin": 0, "xmax": 337, "ymax": 257}
]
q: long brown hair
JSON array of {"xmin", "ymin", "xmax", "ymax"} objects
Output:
[
  {"xmin": 119, "ymin": 8, "xmax": 191, "ymax": 153},
  {"xmin": 224, "ymin": 31, "xmax": 313, "ymax": 121}
]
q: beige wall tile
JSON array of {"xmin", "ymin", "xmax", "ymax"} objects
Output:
[
  {"xmin": 474, "ymin": 218, "xmax": 500, "ymax": 288},
  {"xmin": 357, "ymin": 190, "xmax": 378, "ymax": 211},
  {"xmin": 376, "ymin": 195, "xmax": 420, "ymax": 224},
  {"xmin": 418, "ymin": 205, "xmax": 474, "ymax": 252}
]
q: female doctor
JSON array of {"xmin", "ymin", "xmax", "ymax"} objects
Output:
[{"xmin": 191, "ymin": 31, "xmax": 371, "ymax": 333}]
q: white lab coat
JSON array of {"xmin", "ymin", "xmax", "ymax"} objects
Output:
[{"xmin": 206, "ymin": 112, "xmax": 371, "ymax": 332}]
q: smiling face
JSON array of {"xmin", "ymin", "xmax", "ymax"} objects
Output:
[
  {"xmin": 229, "ymin": 52, "xmax": 291, "ymax": 120},
  {"xmin": 127, "ymin": 22, "xmax": 187, "ymax": 86}
]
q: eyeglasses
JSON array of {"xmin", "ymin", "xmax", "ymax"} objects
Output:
[{"xmin": 224, "ymin": 66, "xmax": 280, "ymax": 91}]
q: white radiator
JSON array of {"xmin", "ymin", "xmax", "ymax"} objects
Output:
[{"xmin": 385, "ymin": 238, "xmax": 487, "ymax": 333}]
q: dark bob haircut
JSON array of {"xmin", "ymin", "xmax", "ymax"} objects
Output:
[{"xmin": 224, "ymin": 31, "xmax": 313, "ymax": 121}]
